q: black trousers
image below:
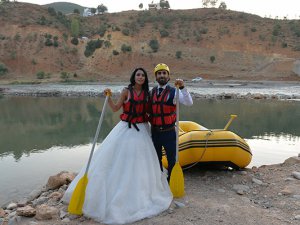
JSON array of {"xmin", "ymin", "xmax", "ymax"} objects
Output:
[{"xmin": 151, "ymin": 129, "xmax": 176, "ymax": 181}]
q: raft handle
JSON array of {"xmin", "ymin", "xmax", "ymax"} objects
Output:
[{"xmin": 224, "ymin": 114, "xmax": 237, "ymax": 130}]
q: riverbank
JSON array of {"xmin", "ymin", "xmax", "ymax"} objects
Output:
[
  {"xmin": 1, "ymin": 80, "xmax": 300, "ymax": 100},
  {"xmin": 1, "ymin": 156, "xmax": 300, "ymax": 225}
]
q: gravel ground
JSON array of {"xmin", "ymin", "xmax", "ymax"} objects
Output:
[{"xmin": 1, "ymin": 156, "xmax": 300, "ymax": 225}]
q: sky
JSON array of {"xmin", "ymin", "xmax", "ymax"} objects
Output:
[{"xmin": 17, "ymin": 0, "xmax": 300, "ymax": 19}]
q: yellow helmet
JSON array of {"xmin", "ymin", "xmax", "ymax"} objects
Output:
[{"xmin": 154, "ymin": 63, "xmax": 170, "ymax": 75}]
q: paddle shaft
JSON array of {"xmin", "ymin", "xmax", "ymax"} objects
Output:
[
  {"xmin": 84, "ymin": 95, "xmax": 109, "ymax": 174},
  {"xmin": 175, "ymin": 86, "xmax": 179, "ymax": 162}
]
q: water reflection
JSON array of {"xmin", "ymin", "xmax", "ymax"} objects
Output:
[
  {"xmin": 0, "ymin": 97, "xmax": 299, "ymax": 160},
  {"xmin": 0, "ymin": 96, "xmax": 299, "ymax": 205},
  {"xmin": 247, "ymin": 134, "xmax": 300, "ymax": 167},
  {"xmin": 0, "ymin": 97, "xmax": 117, "ymax": 160},
  {"xmin": 180, "ymin": 99, "xmax": 300, "ymax": 138}
]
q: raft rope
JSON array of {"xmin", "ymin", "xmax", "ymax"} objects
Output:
[{"xmin": 182, "ymin": 130, "xmax": 213, "ymax": 170}]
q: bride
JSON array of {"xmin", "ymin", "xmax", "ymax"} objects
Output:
[{"xmin": 63, "ymin": 67, "xmax": 172, "ymax": 224}]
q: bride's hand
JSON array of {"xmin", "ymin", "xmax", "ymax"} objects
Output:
[{"xmin": 104, "ymin": 88, "xmax": 112, "ymax": 96}]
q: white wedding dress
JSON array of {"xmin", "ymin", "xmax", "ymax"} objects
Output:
[{"xmin": 63, "ymin": 121, "xmax": 172, "ymax": 224}]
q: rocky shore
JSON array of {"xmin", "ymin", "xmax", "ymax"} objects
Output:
[
  {"xmin": 0, "ymin": 80, "xmax": 300, "ymax": 100},
  {"xmin": 1, "ymin": 156, "xmax": 300, "ymax": 225}
]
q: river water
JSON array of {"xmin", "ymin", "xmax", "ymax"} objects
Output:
[{"xmin": 0, "ymin": 82, "xmax": 299, "ymax": 206}]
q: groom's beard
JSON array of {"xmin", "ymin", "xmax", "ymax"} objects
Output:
[{"xmin": 156, "ymin": 77, "xmax": 169, "ymax": 86}]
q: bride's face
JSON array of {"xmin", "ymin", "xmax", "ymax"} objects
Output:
[{"xmin": 135, "ymin": 70, "xmax": 146, "ymax": 85}]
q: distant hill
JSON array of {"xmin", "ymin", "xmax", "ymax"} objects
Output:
[
  {"xmin": 44, "ymin": 2, "xmax": 86, "ymax": 15},
  {"xmin": 0, "ymin": 2, "xmax": 299, "ymax": 83}
]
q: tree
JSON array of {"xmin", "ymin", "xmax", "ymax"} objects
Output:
[
  {"xmin": 47, "ymin": 7, "xmax": 56, "ymax": 16},
  {"xmin": 71, "ymin": 18, "xmax": 80, "ymax": 38},
  {"xmin": 97, "ymin": 4, "xmax": 108, "ymax": 14},
  {"xmin": 160, "ymin": 0, "xmax": 170, "ymax": 9},
  {"xmin": 219, "ymin": 1, "xmax": 227, "ymax": 10},
  {"xmin": 139, "ymin": 3, "xmax": 143, "ymax": 9},
  {"xmin": 210, "ymin": 0, "xmax": 219, "ymax": 7},
  {"xmin": 202, "ymin": 0, "xmax": 210, "ymax": 8},
  {"xmin": 91, "ymin": 8, "xmax": 97, "ymax": 14},
  {"xmin": 73, "ymin": 8, "xmax": 80, "ymax": 14},
  {"xmin": 202, "ymin": 0, "xmax": 219, "ymax": 8}
]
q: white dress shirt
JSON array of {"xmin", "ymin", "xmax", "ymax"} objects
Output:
[{"xmin": 157, "ymin": 85, "xmax": 193, "ymax": 106}]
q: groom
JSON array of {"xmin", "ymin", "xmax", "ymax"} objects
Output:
[{"xmin": 149, "ymin": 63, "xmax": 193, "ymax": 181}]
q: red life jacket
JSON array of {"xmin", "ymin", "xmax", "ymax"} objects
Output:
[
  {"xmin": 150, "ymin": 85, "xmax": 176, "ymax": 127},
  {"xmin": 120, "ymin": 87, "xmax": 149, "ymax": 124}
]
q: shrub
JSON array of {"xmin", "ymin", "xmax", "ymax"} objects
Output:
[
  {"xmin": 149, "ymin": 39, "xmax": 159, "ymax": 52},
  {"xmin": 98, "ymin": 24, "xmax": 107, "ymax": 37},
  {"xmin": 281, "ymin": 42, "xmax": 288, "ymax": 48},
  {"xmin": 176, "ymin": 51, "xmax": 182, "ymax": 59},
  {"xmin": 210, "ymin": 55, "xmax": 216, "ymax": 63},
  {"xmin": 38, "ymin": 16, "xmax": 47, "ymax": 25},
  {"xmin": 121, "ymin": 44, "xmax": 132, "ymax": 53},
  {"xmin": 14, "ymin": 33, "xmax": 21, "ymax": 41},
  {"xmin": 53, "ymin": 40, "xmax": 59, "ymax": 47},
  {"xmin": 60, "ymin": 71, "xmax": 69, "ymax": 80},
  {"xmin": 160, "ymin": 29, "xmax": 169, "ymax": 38},
  {"xmin": 63, "ymin": 33, "xmax": 68, "ymax": 41},
  {"xmin": 199, "ymin": 28, "xmax": 208, "ymax": 34},
  {"xmin": 259, "ymin": 34, "xmax": 266, "ymax": 41},
  {"xmin": 112, "ymin": 25, "xmax": 120, "ymax": 31},
  {"xmin": 122, "ymin": 28, "xmax": 130, "ymax": 36},
  {"xmin": 104, "ymin": 40, "xmax": 111, "ymax": 48},
  {"xmin": 0, "ymin": 64, "xmax": 8, "ymax": 76},
  {"xmin": 71, "ymin": 37, "xmax": 79, "ymax": 45},
  {"xmin": 45, "ymin": 38, "xmax": 53, "ymax": 46},
  {"xmin": 36, "ymin": 71, "xmax": 45, "ymax": 79},
  {"xmin": 113, "ymin": 50, "xmax": 119, "ymax": 55},
  {"xmin": 272, "ymin": 24, "xmax": 281, "ymax": 36},
  {"xmin": 45, "ymin": 33, "xmax": 52, "ymax": 39},
  {"xmin": 84, "ymin": 39, "xmax": 103, "ymax": 57}
]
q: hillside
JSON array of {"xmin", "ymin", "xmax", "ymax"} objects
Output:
[
  {"xmin": 44, "ymin": 2, "xmax": 86, "ymax": 16},
  {"xmin": 0, "ymin": 2, "xmax": 300, "ymax": 84}
]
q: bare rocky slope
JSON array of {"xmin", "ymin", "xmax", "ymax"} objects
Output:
[{"xmin": 0, "ymin": 2, "xmax": 300, "ymax": 84}]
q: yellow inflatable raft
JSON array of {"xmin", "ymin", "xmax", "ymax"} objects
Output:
[{"xmin": 162, "ymin": 120, "xmax": 252, "ymax": 169}]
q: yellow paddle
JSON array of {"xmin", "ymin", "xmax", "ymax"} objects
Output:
[
  {"xmin": 68, "ymin": 94, "xmax": 110, "ymax": 215},
  {"xmin": 224, "ymin": 114, "xmax": 237, "ymax": 130},
  {"xmin": 169, "ymin": 85, "xmax": 185, "ymax": 198}
]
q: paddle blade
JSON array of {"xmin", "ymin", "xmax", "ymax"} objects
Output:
[
  {"xmin": 169, "ymin": 162, "xmax": 185, "ymax": 198},
  {"xmin": 68, "ymin": 174, "xmax": 88, "ymax": 215}
]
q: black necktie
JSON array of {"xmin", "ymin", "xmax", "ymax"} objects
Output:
[{"xmin": 158, "ymin": 87, "xmax": 163, "ymax": 96}]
